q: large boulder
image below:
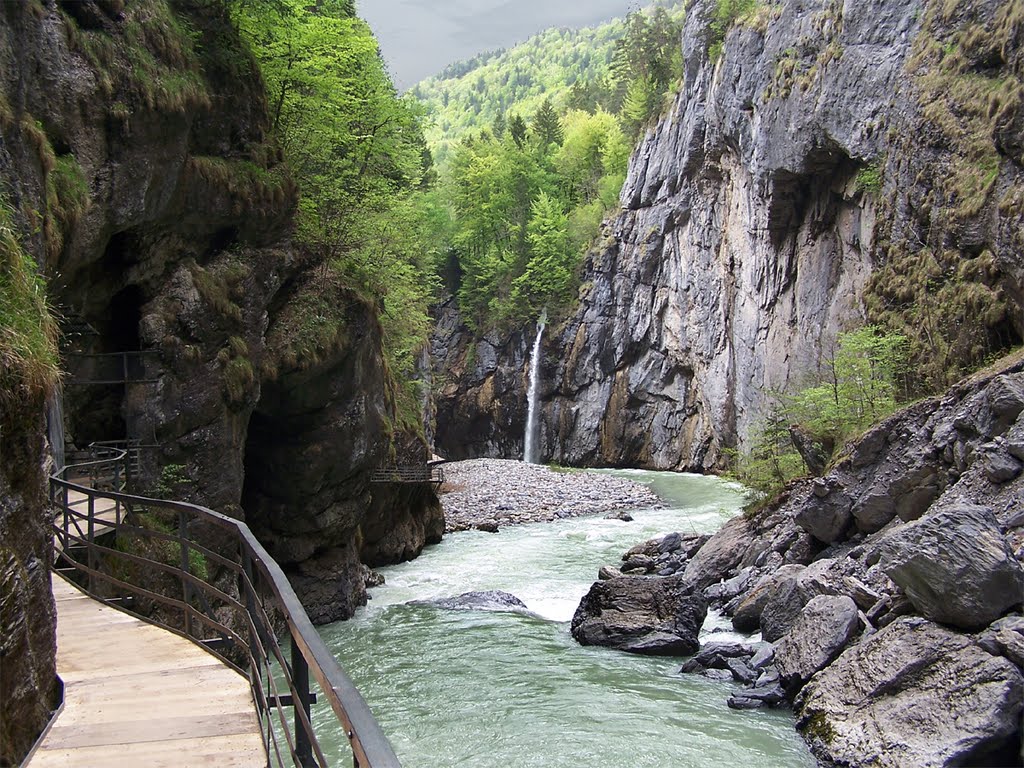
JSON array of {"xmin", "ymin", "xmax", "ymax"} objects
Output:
[
  {"xmin": 683, "ymin": 516, "xmax": 752, "ymax": 589},
  {"xmin": 879, "ymin": 504, "xmax": 1024, "ymax": 630},
  {"xmin": 571, "ymin": 576, "xmax": 707, "ymax": 656},
  {"xmin": 798, "ymin": 617, "xmax": 1024, "ymax": 767},
  {"xmin": 775, "ymin": 596, "xmax": 860, "ymax": 691},
  {"xmin": 731, "ymin": 565, "xmax": 805, "ymax": 633}
]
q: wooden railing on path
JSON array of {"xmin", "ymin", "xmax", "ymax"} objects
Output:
[
  {"xmin": 369, "ymin": 465, "xmax": 444, "ymax": 485},
  {"xmin": 49, "ymin": 446, "xmax": 401, "ymax": 768}
]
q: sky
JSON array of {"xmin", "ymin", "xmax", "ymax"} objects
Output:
[{"xmin": 357, "ymin": 0, "xmax": 640, "ymax": 90}]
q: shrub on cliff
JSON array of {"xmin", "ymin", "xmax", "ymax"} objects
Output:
[
  {"xmin": 728, "ymin": 327, "xmax": 907, "ymax": 501},
  {"xmin": 0, "ymin": 197, "xmax": 59, "ymax": 410}
]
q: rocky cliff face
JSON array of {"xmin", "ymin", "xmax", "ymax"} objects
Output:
[
  {"xmin": 434, "ymin": 0, "xmax": 1024, "ymax": 470},
  {"xmin": 673, "ymin": 351, "xmax": 1024, "ymax": 765},
  {"xmin": 0, "ymin": 394, "xmax": 58, "ymax": 765},
  {"xmin": 0, "ymin": 0, "xmax": 439, "ymax": 634}
]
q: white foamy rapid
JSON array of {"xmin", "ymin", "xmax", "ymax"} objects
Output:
[{"xmin": 315, "ymin": 470, "xmax": 815, "ymax": 768}]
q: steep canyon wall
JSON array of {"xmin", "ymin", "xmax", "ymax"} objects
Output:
[
  {"xmin": 434, "ymin": 0, "xmax": 1024, "ymax": 470},
  {"xmin": 0, "ymin": 0, "xmax": 438, "ymax": 659}
]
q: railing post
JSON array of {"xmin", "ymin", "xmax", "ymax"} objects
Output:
[
  {"xmin": 87, "ymin": 494, "xmax": 96, "ymax": 593},
  {"xmin": 292, "ymin": 640, "xmax": 315, "ymax": 767},
  {"xmin": 179, "ymin": 510, "xmax": 192, "ymax": 638}
]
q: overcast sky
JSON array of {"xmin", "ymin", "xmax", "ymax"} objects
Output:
[{"xmin": 358, "ymin": 0, "xmax": 640, "ymax": 90}]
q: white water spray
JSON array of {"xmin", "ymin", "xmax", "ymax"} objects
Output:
[{"xmin": 524, "ymin": 315, "xmax": 546, "ymax": 464}]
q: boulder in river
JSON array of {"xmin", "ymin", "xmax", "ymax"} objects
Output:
[
  {"xmin": 571, "ymin": 576, "xmax": 706, "ymax": 656},
  {"xmin": 797, "ymin": 617, "xmax": 1024, "ymax": 767},
  {"xmin": 775, "ymin": 595, "xmax": 860, "ymax": 692},
  {"xmin": 878, "ymin": 504, "xmax": 1024, "ymax": 630},
  {"xmin": 409, "ymin": 590, "xmax": 529, "ymax": 613}
]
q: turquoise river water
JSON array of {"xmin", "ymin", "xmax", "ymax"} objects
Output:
[{"xmin": 313, "ymin": 470, "xmax": 815, "ymax": 767}]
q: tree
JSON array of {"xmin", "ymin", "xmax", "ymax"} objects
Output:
[
  {"xmin": 531, "ymin": 98, "xmax": 564, "ymax": 148},
  {"xmin": 508, "ymin": 113, "xmax": 528, "ymax": 149}
]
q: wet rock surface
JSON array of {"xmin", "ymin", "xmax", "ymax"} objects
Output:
[
  {"xmin": 409, "ymin": 590, "xmax": 530, "ymax": 613},
  {"xmin": 571, "ymin": 576, "xmax": 706, "ymax": 656},
  {"xmin": 439, "ymin": 460, "xmax": 662, "ymax": 533}
]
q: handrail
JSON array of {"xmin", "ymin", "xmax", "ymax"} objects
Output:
[
  {"xmin": 369, "ymin": 465, "xmax": 444, "ymax": 485},
  {"xmin": 63, "ymin": 350, "xmax": 159, "ymax": 385},
  {"xmin": 49, "ymin": 447, "xmax": 400, "ymax": 768}
]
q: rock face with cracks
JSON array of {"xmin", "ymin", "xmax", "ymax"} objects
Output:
[
  {"xmin": 0, "ymin": 0, "xmax": 439, "ymax": 640},
  {"xmin": 798, "ymin": 618, "xmax": 1024, "ymax": 768},
  {"xmin": 432, "ymin": 0, "xmax": 1024, "ymax": 470}
]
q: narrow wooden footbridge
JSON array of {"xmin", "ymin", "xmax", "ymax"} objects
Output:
[{"xmin": 29, "ymin": 444, "xmax": 401, "ymax": 767}]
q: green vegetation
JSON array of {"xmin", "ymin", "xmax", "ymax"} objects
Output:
[
  {"xmin": 727, "ymin": 327, "xmax": 907, "ymax": 501},
  {"xmin": 864, "ymin": 0, "xmax": 1023, "ymax": 393},
  {"xmin": 411, "ymin": 3, "xmax": 684, "ymax": 165},
  {"xmin": 446, "ymin": 106, "xmax": 630, "ymax": 329},
  {"xmin": 0, "ymin": 196, "xmax": 60, "ymax": 409},
  {"xmin": 413, "ymin": 6, "xmax": 684, "ymax": 333},
  {"xmin": 230, "ymin": 0, "xmax": 438, "ymax": 431},
  {"xmin": 708, "ymin": 0, "xmax": 761, "ymax": 61},
  {"xmin": 855, "ymin": 163, "xmax": 883, "ymax": 194}
]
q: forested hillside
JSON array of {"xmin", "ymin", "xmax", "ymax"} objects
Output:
[
  {"xmin": 411, "ymin": 2, "xmax": 683, "ymax": 166},
  {"xmin": 230, "ymin": 0, "xmax": 441, "ymax": 425},
  {"xmin": 413, "ymin": 4, "xmax": 685, "ymax": 332}
]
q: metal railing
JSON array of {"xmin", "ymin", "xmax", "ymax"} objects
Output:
[
  {"xmin": 63, "ymin": 350, "xmax": 160, "ymax": 385},
  {"xmin": 369, "ymin": 465, "xmax": 444, "ymax": 485},
  {"xmin": 50, "ymin": 447, "xmax": 400, "ymax": 768}
]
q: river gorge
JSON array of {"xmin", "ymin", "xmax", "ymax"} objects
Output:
[{"xmin": 314, "ymin": 469, "xmax": 814, "ymax": 767}]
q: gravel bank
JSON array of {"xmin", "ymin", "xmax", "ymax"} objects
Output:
[{"xmin": 440, "ymin": 459, "xmax": 664, "ymax": 532}]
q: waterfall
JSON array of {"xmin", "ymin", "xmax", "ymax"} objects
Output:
[{"xmin": 524, "ymin": 317, "xmax": 545, "ymax": 464}]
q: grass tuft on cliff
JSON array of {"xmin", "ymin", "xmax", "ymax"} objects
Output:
[
  {"xmin": 60, "ymin": 0, "xmax": 210, "ymax": 114},
  {"xmin": 0, "ymin": 197, "xmax": 60, "ymax": 407}
]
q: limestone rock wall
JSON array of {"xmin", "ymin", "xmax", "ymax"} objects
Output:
[
  {"xmin": 673, "ymin": 351, "xmax": 1024, "ymax": 765},
  {"xmin": 0, "ymin": 393, "xmax": 57, "ymax": 765},
  {"xmin": 0, "ymin": 0, "xmax": 439, "ymax": 632},
  {"xmin": 434, "ymin": 0, "xmax": 1024, "ymax": 470}
]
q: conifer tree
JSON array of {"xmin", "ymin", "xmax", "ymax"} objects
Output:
[{"xmin": 531, "ymin": 98, "xmax": 564, "ymax": 147}]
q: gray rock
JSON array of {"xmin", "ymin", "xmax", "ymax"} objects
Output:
[
  {"xmin": 409, "ymin": 590, "xmax": 528, "ymax": 613},
  {"xmin": 682, "ymin": 640, "xmax": 760, "ymax": 672},
  {"xmin": 605, "ymin": 510, "xmax": 634, "ymax": 522},
  {"xmin": 798, "ymin": 617, "xmax": 1024, "ymax": 767},
  {"xmin": 985, "ymin": 451, "xmax": 1023, "ymax": 483},
  {"xmin": 879, "ymin": 504, "xmax": 1024, "ymax": 630},
  {"xmin": 749, "ymin": 644, "xmax": 776, "ymax": 670},
  {"xmin": 776, "ymin": 596, "xmax": 860, "ymax": 691},
  {"xmin": 760, "ymin": 569, "xmax": 809, "ymax": 643},
  {"xmin": 598, "ymin": 565, "xmax": 624, "ymax": 580},
  {"xmin": 727, "ymin": 695, "xmax": 764, "ymax": 710},
  {"xmin": 795, "ymin": 499, "xmax": 852, "ymax": 545},
  {"xmin": 683, "ymin": 517, "xmax": 752, "ymax": 589},
  {"xmin": 571, "ymin": 576, "xmax": 707, "ymax": 656},
  {"xmin": 732, "ymin": 565, "xmax": 805, "ymax": 634},
  {"xmin": 726, "ymin": 657, "xmax": 758, "ymax": 685}
]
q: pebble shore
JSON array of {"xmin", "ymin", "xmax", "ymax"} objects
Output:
[{"xmin": 439, "ymin": 458, "xmax": 664, "ymax": 532}]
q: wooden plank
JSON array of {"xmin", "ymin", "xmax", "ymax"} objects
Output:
[
  {"xmin": 27, "ymin": 575, "xmax": 265, "ymax": 767},
  {"xmin": 27, "ymin": 733, "xmax": 266, "ymax": 768}
]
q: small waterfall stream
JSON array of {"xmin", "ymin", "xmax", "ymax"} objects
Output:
[{"xmin": 523, "ymin": 318, "xmax": 545, "ymax": 464}]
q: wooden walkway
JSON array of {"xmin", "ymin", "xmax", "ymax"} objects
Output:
[
  {"xmin": 27, "ymin": 576, "xmax": 265, "ymax": 767},
  {"xmin": 55, "ymin": 491, "xmax": 120, "ymax": 548}
]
